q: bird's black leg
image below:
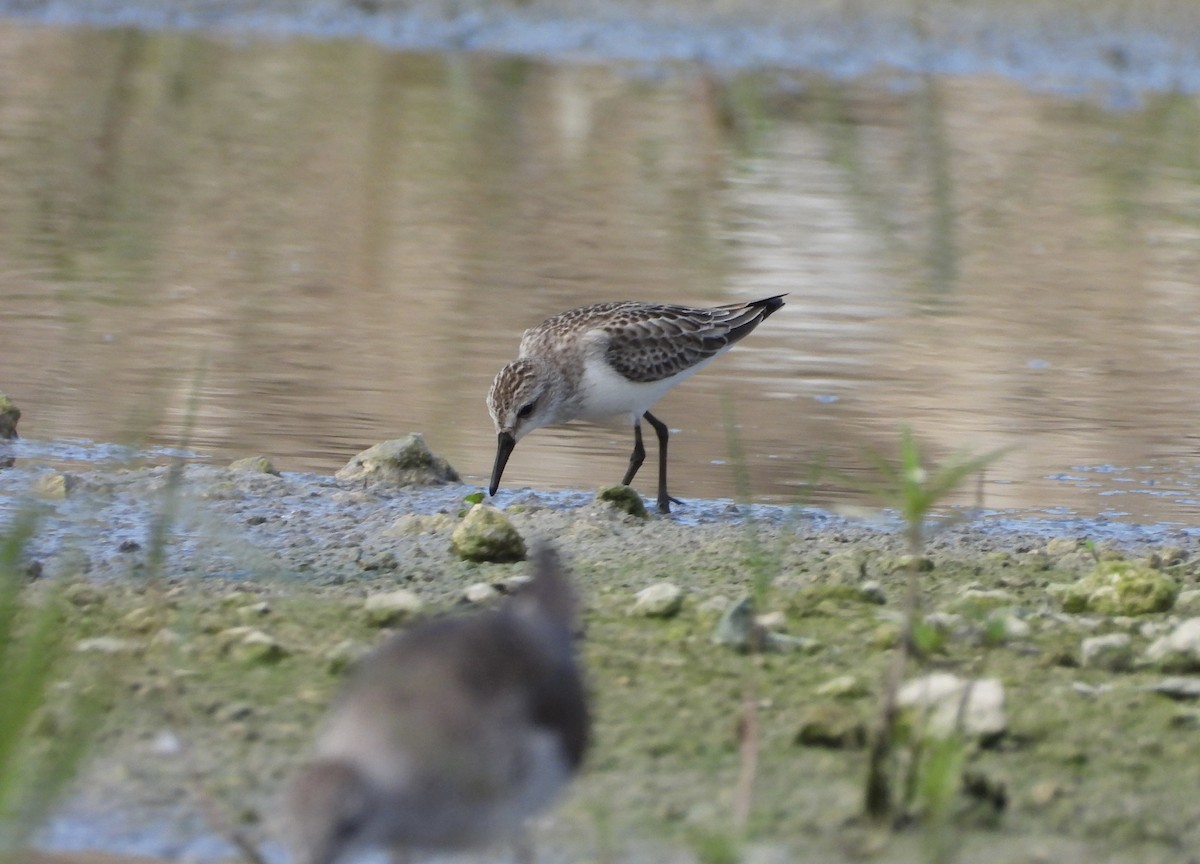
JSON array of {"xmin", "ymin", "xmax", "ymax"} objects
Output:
[
  {"xmin": 622, "ymin": 421, "xmax": 646, "ymax": 486},
  {"xmin": 643, "ymin": 411, "xmax": 683, "ymax": 514}
]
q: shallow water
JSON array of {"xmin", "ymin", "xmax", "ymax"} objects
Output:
[{"xmin": 1, "ymin": 23, "xmax": 1199, "ymax": 524}]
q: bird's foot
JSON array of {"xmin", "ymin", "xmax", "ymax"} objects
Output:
[{"xmin": 656, "ymin": 495, "xmax": 684, "ymax": 515}]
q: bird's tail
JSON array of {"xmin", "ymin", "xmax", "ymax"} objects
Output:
[
  {"xmin": 720, "ymin": 293, "xmax": 787, "ymax": 344},
  {"xmin": 749, "ymin": 293, "xmax": 786, "ymax": 319}
]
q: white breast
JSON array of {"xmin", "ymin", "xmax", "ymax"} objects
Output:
[{"xmin": 575, "ymin": 349, "xmax": 721, "ymax": 423}]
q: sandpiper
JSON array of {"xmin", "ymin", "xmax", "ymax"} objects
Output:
[
  {"xmin": 284, "ymin": 544, "xmax": 589, "ymax": 864},
  {"xmin": 487, "ymin": 294, "xmax": 786, "ymax": 514}
]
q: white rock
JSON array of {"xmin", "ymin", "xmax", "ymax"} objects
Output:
[
  {"xmin": 364, "ymin": 589, "xmax": 424, "ymax": 625},
  {"xmin": 766, "ymin": 633, "xmax": 822, "ymax": 653},
  {"xmin": 1174, "ymin": 590, "xmax": 1200, "ymax": 615},
  {"xmin": 1146, "ymin": 617, "xmax": 1200, "ymax": 671},
  {"xmin": 150, "ymin": 628, "xmax": 184, "ymax": 649},
  {"xmin": 859, "ymin": 581, "xmax": 887, "ymax": 604},
  {"xmin": 816, "ymin": 674, "xmax": 867, "ymax": 698},
  {"xmin": 238, "ymin": 601, "xmax": 271, "ymax": 619},
  {"xmin": 1072, "ymin": 681, "xmax": 1114, "ymax": 696},
  {"xmin": 463, "ymin": 582, "xmax": 501, "ymax": 604},
  {"xmin": 632, "ymin": 582, "xmax": 684, "ymax": 618},
  {"xmin": 1139, "ymin": 620, "xmax": 1173, "ymax": 639},
  {"xmin": 219, "ymin": 628, "xmax": 288, "ymax": 664},
  {"xmin": 1080, "ymin": 633, "xmax": 1134, "ymax": 671},
  {"xmin": 325, "ymin": 639, "xmax": 370, "ymax": 674},
  {"xmin": 999, "ymin": 615, "xmax": 1032, "ymax": 639},
  {"xmin": 960, "ymin": 588, "xmax": 1017, "ymax": 604},
  {"xmin": 925, "ymin": 612, "xmax": 965, "ymax": 631},
  {"xmin": 500, "ymin": 575, "xmax": 531, "ymax": 594},
  {"xmin": 74, "ymin": 637, "xmax": 140, "ymax": 654},
  {"xmin": 149, "ymin": 729, "xmax": 184, "ymax": 756},
  {"xmin": 1146, "ymin": 677, "xmax": 1200, "ymax": 700},
  {"xmin": 897, "ymin": 673, "xmax": 1006, "ymax": 739}
]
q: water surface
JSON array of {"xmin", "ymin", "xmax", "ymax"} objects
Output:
[{"xmin": 1, "ymin": 23, "xmax": 1199, "ymax": 523}]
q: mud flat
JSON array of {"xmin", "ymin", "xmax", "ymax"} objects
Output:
[
  {"xmin": 1, "ymin": 449, "xmax": 1196, "ymax": 864},
  {"xmin": 2, "ymin": 0, "xmax": 1200, "ymax": 101}
]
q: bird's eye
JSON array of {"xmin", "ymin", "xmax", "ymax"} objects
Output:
[{"xmin": 517, "ymin": 403, "xmax": 535, "ymax": 419}]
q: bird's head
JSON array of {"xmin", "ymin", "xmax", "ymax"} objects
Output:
[{"xmin": 486, "ymin": 358, "xmax": 561, "ymax": 496}]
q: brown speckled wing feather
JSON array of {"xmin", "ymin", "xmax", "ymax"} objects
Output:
[
  {"xmin": 518, "ymin": 296, "xmax": 784, "ymax": 384},
  {"xmin": 600, "ymin": 300, "xmax": 778, "ymax": 384}
]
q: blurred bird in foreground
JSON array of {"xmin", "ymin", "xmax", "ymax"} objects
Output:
[{"xmin": 284, "ymin": 544, "xmax": 588, "ymax": 864}]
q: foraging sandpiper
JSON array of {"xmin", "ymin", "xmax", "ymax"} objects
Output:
[
  {"xmin": 284, "ymin": 544, "xmax": 588, "ymax": 864},
  {"xmin": 487, "ymin": 294, "xmax": 785, "ymax": 514}
]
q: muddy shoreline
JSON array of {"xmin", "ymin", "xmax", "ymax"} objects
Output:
[
  {"xmin": 3, "ymin": 0, "xmax": 1200, "ymax": 102},
  {"xmin": 1, "ymin": 0, "xmax": 1199, "ymax": 856},
  {"xmin": 1, "ymin": 450, "xmax": 1197, "ymax": 863}
]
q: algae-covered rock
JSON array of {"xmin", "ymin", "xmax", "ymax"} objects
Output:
[
  {"xmin": 897, "ymin": 673, "xmax": 1006, "ymax": 740},
  {"xmin": 325, "ymin": 639, "xmax": 370, "ymax": 674},
  {"xmin": 237, "ymin": 601, "xmax": 272, "ymax": 621},
  {"xmin": 1061, "ymin": 560, "xmax": 1178, "ymax": 616},
  {"xmin": 710, "ymin": 595, "xmax": 808, "ymax": 652},
  {"xmin": 64, "ymin": 583, "xmax": 104, "ymax": 608},
  {"xmin": 335, "ymin": 435, "xmax": 460, "ymax": 487},
  {"xmin": 363, "ymin": 589, "xmax": 424, "ymax": 626},
  {"xmin": 712, "ymin": 595, "xmax": 769, "ymax": 652},
  {"xmin": 1080, "ymin": 633, "xmax": 1134, "ymax": 671},
  {"xmin": 870, "ymin": 621, "xmax": 902, "ymax": 650},
  {"xmin": 218, "ymin": 627, "xmax": 288, "ymax": 665},
  {"xmin": 451, "ymin": 504, "xmax": 526, "ymax": 563},
  {"xmin": 816, "ymin": 674, "xmax": 869, "ymax": 699},
  {"xmin": 1173, "ymin": 590, "xmax": 1200, "ymax": 615},
  {"xmin": 1045, "ymin": 538, "xmax": 1082, "ymax": 557},
  {"xmin": 0, "ymin": 392, "xmax": 19, "ymax": 440},
  {"xmin": 859, "ymin": 581, "xmax": 888, "ymax": 604},
  {"xmin": 794, "ymin": 703, "xmax": 867, "ymax": 749},
  {"xmin": 956, "ymin": 588, "xmax": 1018, "ymax": 610},
  {"xmin": 595, "ymin": 485, "xmax": 648, "ymax": 518},
  {"xmin": 1146, "ymin": 618, "xmax": 1200, "ymax": 672},
  {"xmin": 887, "ymin": 554, "xmax": 934, "ymax": 574},
  {"xmin": 1150, "ymin": 547, "xmax": 1188, "ymax": 569},
  {"xmin": 229, "ymin": 455, "xmax": 281, "ymax": 476},
  {"xmin": 785, "ymin": 584, "xmax": 886, "ymax": 617},
  {"xmin": 122, "ymin": 605, "xmax": 167, "ymax": 634},
  {"xmin": 632, "ymin": 582, "xmax": 684, "ymax": 618},
  {"xmin": 33, "ymin": 472, "xmax": 77, "ymax": 499}
]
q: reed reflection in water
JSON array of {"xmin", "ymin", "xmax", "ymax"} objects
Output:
[{"xmin": 1, "ymin": 24, "xmax": 1199, "ymax": 522}]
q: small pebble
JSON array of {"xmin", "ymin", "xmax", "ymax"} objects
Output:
[{"xmin": 631, "ymin": 582, "xmax": 684, "ymax": 618}]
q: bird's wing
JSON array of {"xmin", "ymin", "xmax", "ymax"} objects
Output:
[{"xmin": 601, "ymin": 302, "xmax": 768, "ymax": 384}]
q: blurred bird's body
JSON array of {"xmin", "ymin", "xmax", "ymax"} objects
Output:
[{"xmin": 285, "ymin": 546, "xmax": 588, "ymax": 864}]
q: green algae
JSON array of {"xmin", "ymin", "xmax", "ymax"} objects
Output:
[
  {"xmin": 450, "ymin": 504, "xmax": 527, "ymax": 563},
  {"xmin": 22, "ymin": 529, "xmax": 1200, "ymax": 863},
  {"xmin": 1062, "ymin": 559, "xmax": 1179, "ymax": 615},
  {"xmin": 595, "ymin": 485, "xmax": 650, "ymax": 519}
]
